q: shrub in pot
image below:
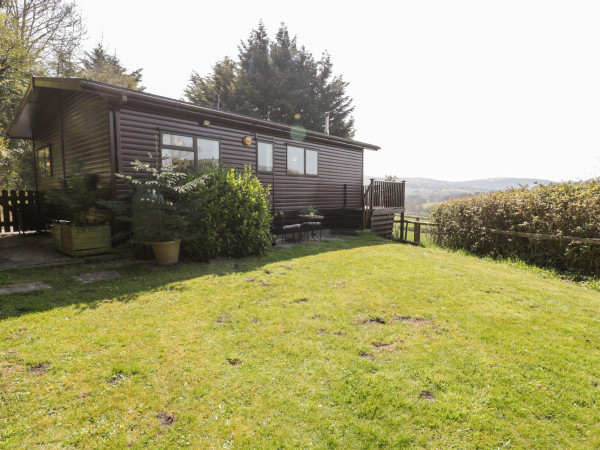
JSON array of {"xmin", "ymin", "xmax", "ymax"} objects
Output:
[
  {"xmin": 45, "ymin": 171, "xmax": 111, "ymax": 256},
  {"xmin": 115, "ymin": 155, "xmax": 203, "ymax": 266}
]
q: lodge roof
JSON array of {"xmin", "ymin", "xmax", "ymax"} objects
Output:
[{"xmin": 9, "ymin": 77, "xmax": 380, "ymax": 151}]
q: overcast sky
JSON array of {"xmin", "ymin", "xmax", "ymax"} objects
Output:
[{"xmin": 75, "ymin": 0, "xmax": 600, "ymax": 182}]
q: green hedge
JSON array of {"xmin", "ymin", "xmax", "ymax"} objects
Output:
[
  {"xmin": 181, "ymin": 165, "xmax": 272, "ymax": 261},
  {"xmin": 431, "ymin": 180, "xmax": 600, "ymax": 274}
]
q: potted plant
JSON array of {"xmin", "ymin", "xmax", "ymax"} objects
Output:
[
  {"xmin": 306, "ymin": 204, "xmax": 319, "ymax": 216},
  {"xmin": 45, "ymin": 171, "xmax": 111, "ymax": 256},
  {"xmin": 116, "ymin": 154, "xmax": 202, "ymax": 266}
]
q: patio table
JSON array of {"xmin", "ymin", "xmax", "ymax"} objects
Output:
[{"xmin": 298, "ymin": 214, "xmax": 324, "ymax": 241}]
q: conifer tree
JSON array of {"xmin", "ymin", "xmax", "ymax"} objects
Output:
[
  {"xmin": 78, "ymin": 43, "xmax": 144, "ymax": 91},
  {"xmin": 185, "ymin": 22, "xmax": 355, "ymax": 139}
]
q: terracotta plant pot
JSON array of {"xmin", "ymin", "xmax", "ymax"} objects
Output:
[{"xmin": 151, "ymin": 240, "xmax": 181, "ymax": 266}]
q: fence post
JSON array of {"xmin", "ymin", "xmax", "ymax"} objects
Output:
[
  {"xmin": 368, "ymin": 178, "xmax": 374, "ymax": 228},
  {"xmin": 399, "ymin": 212, "xmax": 405, "ymax": 242},
  {"xmin": 414, "ymin": 217, "xmax": 421, "ymax": 245}
]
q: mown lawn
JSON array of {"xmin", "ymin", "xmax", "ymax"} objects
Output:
[{"xmin": 1, "ymin": 233, "xmax": 599, "ymax": 447}]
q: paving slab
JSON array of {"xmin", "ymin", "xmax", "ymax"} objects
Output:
[
  {"xmin": 0, "ymin": 281, "xmax": 51, "ymax": 295},
  {"xmin": 0, "ymin": 232, "xmax": 71, "ymax": 269},
  {"xmin": 72, "ymin": 271, "xmax": 122, "ymax": 284}
]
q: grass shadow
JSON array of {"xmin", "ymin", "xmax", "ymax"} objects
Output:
[{"xmin": 0, "ymin": 233, "xmax": 393, "ymax": 321}]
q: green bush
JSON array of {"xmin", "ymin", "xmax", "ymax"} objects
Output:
[
  {"xmin": 182, "ymin": 165, "xmax": 272, "ymax": 261},
  {"xmin": 431, "ymin": 179, "xmax": 600, "ymax": 274},
  {"xmin": 45, "ymin": 171, "xmax": 110, "ymax": 225}
]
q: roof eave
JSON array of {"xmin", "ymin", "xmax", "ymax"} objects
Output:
[
  {"xmin": 9, "ymin": 76, "xmax": 381, "ymax": 151},
  {"xmin": 7, "ymin": 76, "xmax": 35, "ymax": 138},
  {"xmin": 79, "ymin": 80, "xmax": 380, "ymax": 151}
]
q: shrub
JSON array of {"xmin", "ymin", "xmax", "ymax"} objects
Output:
[
  {"xmin": 182, "ymin": 165, "xmax": 272, "ymax": 261},
  {"xmin": 45, "ymin": 171, "xmax": 109, "ymax": 225},
  {"xmin": 100, "ymin": 155, "xmax": 203, "ymax": 245},
  {"xmin": 431, "ymin": 179, "xmax": 600, "ymax": 274}
]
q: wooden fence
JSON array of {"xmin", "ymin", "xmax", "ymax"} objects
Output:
[
  {"xmin": 0, "ymin": 190, "xmax": 38, "ymax": 233},
  {"xmin": 396, "ymin": 215, "xmax": 438, "ymax": 244},
  {"xmin": 489, "ymin": 229, "xmax": 600, "ymax": 245}
]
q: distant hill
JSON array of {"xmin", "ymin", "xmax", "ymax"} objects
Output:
[
  {"xmin": 365, "ymin": 176, "xmax": 553, "ymax": 191},
  {"xmin": 363, "ymin": 177, "xmax": 554, "ymax": 215}
]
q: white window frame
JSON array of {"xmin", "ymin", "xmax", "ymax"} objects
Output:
[{"xmin": 286, "ymin": 145, "xmax": 318, "ymax": 176}]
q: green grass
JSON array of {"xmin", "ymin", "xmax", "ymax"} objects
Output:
[{"xmin": 1, "ymin": 233, "xmax": 600, "ymax": 447}]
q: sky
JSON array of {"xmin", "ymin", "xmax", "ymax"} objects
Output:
[{"xmin": 75, "ymin": 0, "xmax": 600, "ymax": 182}]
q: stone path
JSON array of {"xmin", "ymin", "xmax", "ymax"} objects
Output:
[
  {"xmin": 0, "ymin": 281, "xmax": 51, "ymax": 295},
  {"xmin": 0, "ymin": 233, "xmax": 71, "ymax": 269},
  {"xmin": 72, "ymin": 271, "xmax": 122, "ymax": 284},
  {"xmin": 1, "ymin": 271, "xmax": 122, "ymax": 296}
]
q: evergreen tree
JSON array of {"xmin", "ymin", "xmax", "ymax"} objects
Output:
[
  {"xmin": 185, "ymin": 22, "xmax": 355, "ymax": 139},
  {"xmin": 78, "ymin": 43, "xmax": 144, "ymax": 91},
  {"xmin": 235, "ymin": 21, "xmax": 274, "ymax": 119},
  {"xmin": 184, "ymin": 57, "xmax": 237, "ymax": 110}
]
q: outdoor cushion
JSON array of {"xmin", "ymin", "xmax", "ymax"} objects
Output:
[
  {"xmin": 304, "ymin": 222, "xmax": 321, "ymax": 226},
  {"xmin": 283, "ymin": 223, "xmax": 301, "ymax": 230}
]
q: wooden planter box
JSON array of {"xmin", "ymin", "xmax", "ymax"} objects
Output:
[
  {"xmin": 53, "ymin": 223, "xmax": 111, "ymax": 257},
  {"xmin": 52, "ymin": 223, "xmax": 62, "ymax": 252}
]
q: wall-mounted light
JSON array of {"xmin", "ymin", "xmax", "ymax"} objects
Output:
[
  {"xmin": 203, "ymin": 120, "xmax": 211, "ymax": 126},
  {"xmin": 242, "ymin": 136, "xmax": 253, "ymax": 146}
]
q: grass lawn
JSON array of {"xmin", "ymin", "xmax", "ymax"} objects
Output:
[{"xmin": 1, "ymin": 233, "xmax": 599, "ymax": 447}]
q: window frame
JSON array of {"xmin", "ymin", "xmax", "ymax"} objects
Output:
[
  {"xmin": 159, "ymin": 131, "xmax": 220, "ymax": 170},
  {"xmin": 257, "ymin": 141, "xmax": 274, "ymax": 173},
  {"xmin": 36, "ymin": 144, "xmax": 52, "ymax": 178},
  {"xmin": 286, "ymin": 144, "xmax": 318, "ymax": 177}
]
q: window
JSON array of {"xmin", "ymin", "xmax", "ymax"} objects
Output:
[
  {"xmin": 287, "ymin": 145, "xmax": 318, "ymax": 176},
  {"xmin": 197, "ymin": 138, "xmax": 219, "ymax": 162},
  {"xmin": 36, "ymin": 145, "xmax": 52, "ymax": 178},
  {"xmin": 161, "ymin": 132, "xmax": 219, "ymax": 169},
  {"xmin": 306, "ymin": 150, "xmax": 318, "ymax": 175},
  {"xmin": 162, "ymin": 133, "xmax": 193, "ymax": 148},
  {"xmin": 257, "ymin": 142, "xmax": 273, "ymax": 172},
  {"xmin": 163, "ymin": 149, "xmax": 195, "ymax": 170},
  {"xmin": 287, "ymin": 146, "xmax": 304, "ymax": 175}
]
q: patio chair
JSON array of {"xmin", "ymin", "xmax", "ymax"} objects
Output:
[{"xmin": 278, "ymin": 211, "xmax": 302, "ymax": 242}]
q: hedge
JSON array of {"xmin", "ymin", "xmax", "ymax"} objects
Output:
[{"xmin": 430, "ymin": 179, "xmax": 600, "ymax": 274}]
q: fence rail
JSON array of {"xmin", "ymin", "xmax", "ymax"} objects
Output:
[
  {"xmin": 0, "ymin": 190, "xmax": 39, "ymax": 233},
  {"xmin": 489, "ymin": 229, "xmax": 600, "ymax": 245},
  {"xmin": 395, "ymin": 215, "xmax": 438, "ymax": 244}
]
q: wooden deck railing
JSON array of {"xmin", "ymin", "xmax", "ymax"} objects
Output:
[
  {"xmin": 0, "ymin": 190, "xmax": 39, "ymax": 233},
  {"xmin": 362, "ymin": 179, "xmax": 406, "ymax": 230}
]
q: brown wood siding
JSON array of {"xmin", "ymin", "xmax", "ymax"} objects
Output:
[
  {"xmin": 60, "ymin": 92, "xmax": 111, "ymax": 185},
  {"xmin": 31, "ymin": 91, "xmax": 110, "ymax": 221},
  {"xmin": 117, "ymin": 106, "xmax": 364, "ymax": 224},
  {"xmin": 33, "ymin": 112, "xmax": 63, "ymax": 192},
  {"xmin": 33, "ymin": 91, "xmax": 110, "ymax": 190}
]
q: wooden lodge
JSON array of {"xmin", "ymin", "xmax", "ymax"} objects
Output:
[{"xmin": 8, "ymin": 77, "xmax": 404, "ymax": 232}]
